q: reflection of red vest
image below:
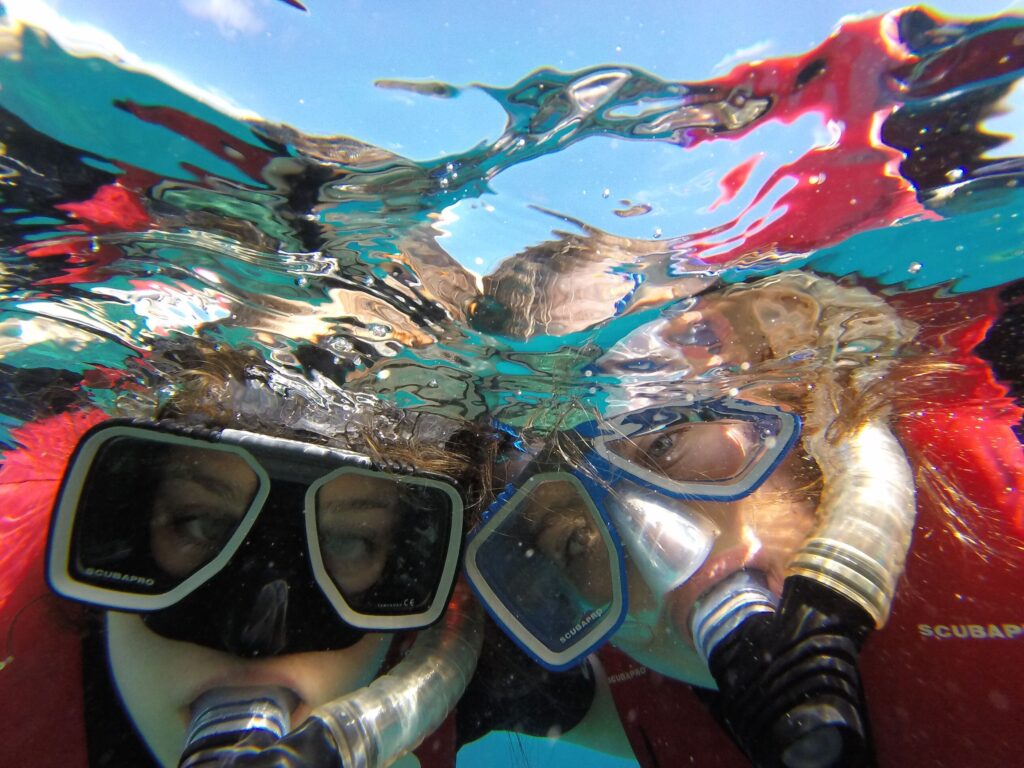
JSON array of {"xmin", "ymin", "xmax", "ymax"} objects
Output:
[{"xmin": 0, "ymin": 409, "xmax": 104, "ymax": 768}]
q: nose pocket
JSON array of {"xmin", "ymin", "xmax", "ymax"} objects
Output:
[
  {"xmin": 143, "ymin": 486, "xmax": 370, "ymax": 654},
  {"xmin": 224, "ymin": 577, "xmax": 289, "ymax": 657},
  {"xmin": 606, "ymin": 487, "xmax": 718, "ymax": 597}
]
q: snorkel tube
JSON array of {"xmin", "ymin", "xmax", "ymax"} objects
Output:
[
  {"xmin": 689, "ymin": 419, "xmax": 916, "ymax": 768},
  {"xmin": 179, "ymin": 584, "xmax": 483, "ymax": 768}
]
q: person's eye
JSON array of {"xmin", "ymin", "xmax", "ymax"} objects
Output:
[
  {"xmin": 642, "ymin": 429, "xmax": 695, "ymax": 470},
  {"xmin": 323, "ymin": 533, "xmax": 376, "ymax": 564},
  {"xmin": 647, "ymin": 432, "xmax": 677, "ymax": 460},
  {"xmin": 150, "ymin": 502, "xmax": 242, "ymax": 577},
  {"xmin": 168, "ymin": 507, "xmax": 237, "ymax": 549},
  {"xmin": 542, "ymin": 514, "xmax": 596, "ymax": 567},
  {"xmin": 565, "ymin": 523, "xmax": 597, "ymax": 561}
]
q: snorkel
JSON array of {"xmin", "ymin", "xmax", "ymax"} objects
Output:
[
  {"xmin": 674, "ymin": 277, "xmax": 919, "ymax": 768},
  {"xmin": 179, "ymin": 582, "xmax": 483, "ymax": 768},
  {"xmin": 687, "ymin": 419, "xmax": 914, "ymax": 768}
]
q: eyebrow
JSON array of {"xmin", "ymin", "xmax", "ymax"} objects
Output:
[
  {"xmin": 164, "ymin": 465, "xmax": 250, "ymax": 505},
  {"xmin": 320, "ymin": 497, "xmax": 399, "ymax": 514}
]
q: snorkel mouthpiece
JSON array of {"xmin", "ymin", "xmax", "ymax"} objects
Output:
[
  {"xmin": 688, "ymin": 572, "xmax": 873, "ymax": 768},
  {"xmin": 176, "ymin": 585, "xmax": 483, "ymax": 768},
  {"xmin": 179, "ymin": 687, "xmax": 295, "ymax": 767},
  {"xmin": 689, "ymin": 569, "xmax": 777, "ymax": 664}
]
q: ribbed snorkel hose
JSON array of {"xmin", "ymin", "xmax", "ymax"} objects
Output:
[
  {"xmin": 180, "ymin": 584, "xmax": 483, "ymax": 768},
  {"xmin": 689, "ymin": 419, "xmax": 916, "ymax": 768},
  {"xmin": 786, "ymin": 419, "xmax": 916, "ymax": 627},
  {"xmin": 312, "ymin": 585, "xmax": 483, "ymax": 768}
]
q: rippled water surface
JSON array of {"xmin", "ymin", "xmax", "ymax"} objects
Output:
[
  {"xmin": 1, "ymin": 3, "xmax": 1023, "ymax": 767},
  {"xmin": 0, "ymin": 4, "xmax": 1020, "ymax": 443}
]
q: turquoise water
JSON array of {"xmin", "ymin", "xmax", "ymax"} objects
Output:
[
  {"xmin": 1, "ymin": 3, "xmax": 1023, "ymax": 767},
  {"xmin": 2, "ymin": 7, "xmax": 1022, "ymax": 440}
]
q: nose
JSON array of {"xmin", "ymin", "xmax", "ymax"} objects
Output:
[{"xmin": 223, "ymin": 565, "xmax": 290, "ymax": 657}]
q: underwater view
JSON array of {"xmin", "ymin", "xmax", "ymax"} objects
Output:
[{"xmin": 1, "ymin": 1, "xmax": 1022, "ymax": 766}]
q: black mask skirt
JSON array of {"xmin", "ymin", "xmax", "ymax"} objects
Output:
[{"xmin": 142, "ymin": 483, "xmax": 369, "ymax": 656}]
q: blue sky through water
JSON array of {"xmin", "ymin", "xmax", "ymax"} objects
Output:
[{"xmin": 4, "ymin": 1, "xmax": 1022, "ymax": 278}]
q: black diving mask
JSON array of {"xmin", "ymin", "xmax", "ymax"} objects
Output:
[{"xmin": 46, "ymin": 420, "xmax": 465, "ymax": 655}]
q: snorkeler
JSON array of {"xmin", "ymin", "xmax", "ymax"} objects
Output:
[
  {"xmin": 466, "ymin": 271, "xmax": 920, "ymax": 767},
  {"xmin": 13, "ymin": 345, "xmax": 487, "ymax": 768},
  {"xmin": 3, "ymin": 341, "xmax": 610, "ymax": 768}
]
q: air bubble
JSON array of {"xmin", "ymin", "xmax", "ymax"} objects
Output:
[{"xmin": 908, "ymin": 262, "xmax": 922, "ymax": 274}]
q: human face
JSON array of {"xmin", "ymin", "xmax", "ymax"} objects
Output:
[
  {"xmin": 108, "ymin": 447, "xmax": 406, "ymax": 766},
  {"xmin": 106, "ymin": 611, "xmax": 392, "ymax": 768},
  {"xmin": 609, "ymin": 423, "xmax": 817, "ymax": 687}
]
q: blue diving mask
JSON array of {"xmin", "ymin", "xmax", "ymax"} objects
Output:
[{"xmin": 464, "ymin": 398, "xmax": 801, "ymax": 670}]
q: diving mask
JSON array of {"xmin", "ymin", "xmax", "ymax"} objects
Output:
[
  {"xmin": 465, "ymin": 398, "xmax": 801, "ymax": 670},
  {"xmin": 47, "ymin": 420, "xmax": 465, "ymax": 653}
]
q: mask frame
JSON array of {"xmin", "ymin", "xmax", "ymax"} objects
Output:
[
  {"xmin": 47, "ymin": 420, "xmax": 465, "ymax": 632},
  {"xmin": 465, "ymin": 398, "xmax": 801, "ymax": 670}
]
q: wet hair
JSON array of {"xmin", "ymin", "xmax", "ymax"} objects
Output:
[
  {"xmin": 115, "ymin": 341, "xmax": 498, "ymax": 519},
  {"xmin": 519, "ymin": 271, "xmax": 913, "ymax": 488}
]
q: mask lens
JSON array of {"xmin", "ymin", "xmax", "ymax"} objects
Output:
[
  {"xmin": 597, "ymin": 401, "xmax": 798, "ymax": 500},
  {"xmin": 67, "ymin": 434, "xmax": 259, "ymax": 595},
  {"xmin": 466, "ymin": 473, "xmax": 624, "ymax": 669},
  {"xmin": 606, "ymin": 418, "xmax": 765, "ymax": 483},
  {"xmin": 311, "ymin": 469, "xmax": 457, "ymax": 619}
]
